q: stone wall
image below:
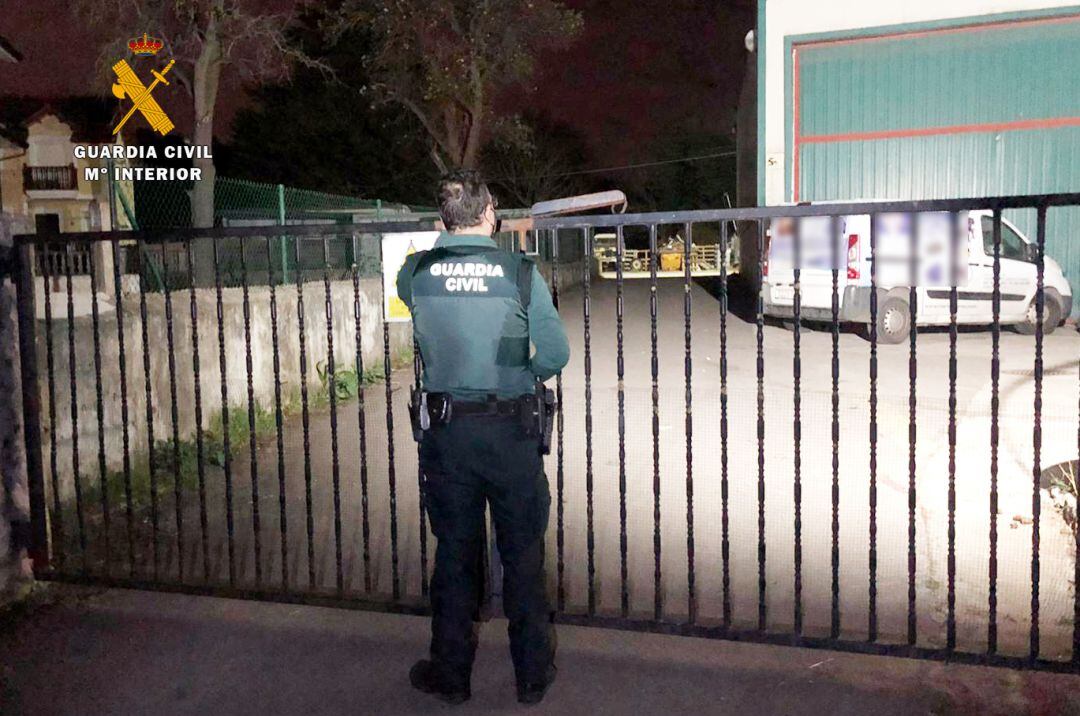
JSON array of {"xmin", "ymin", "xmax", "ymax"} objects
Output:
[
  {"xmin": 1, "ymin": 251, "xmax": 572, "ymax": 584},
  {"xmin": 38, "ymin": 277, "xmax": 412, "ymax": 503},
  {"xmin": 536, "ymin": 257, "xmax": 588, "ymax": 296}
]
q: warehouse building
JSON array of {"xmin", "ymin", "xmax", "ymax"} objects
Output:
[{"xmin": 743, "ymin": 1, "xmax": 1080, "ymax": 307}]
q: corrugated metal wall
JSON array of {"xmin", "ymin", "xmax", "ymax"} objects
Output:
[{"xmin": 794, "ymin": 14, "xmax": 1080, "ymax": 303}]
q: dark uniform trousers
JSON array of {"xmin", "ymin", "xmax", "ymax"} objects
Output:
[{"xmin": 419, "ymin": 412, "xmax": 554, "ymax": 689}]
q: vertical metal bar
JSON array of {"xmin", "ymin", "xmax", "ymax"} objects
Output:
[
  {"xmin": 1075, "ymin": 257, "xmax": 1080, "ymax": 669},
  {"xmin": 162, "ymin": 246, "xmax": 183, "ymax": 581},
  {"xmin": 294, "ymin": 238, "xmax": 316, "ymax": 590},
  {"xmin": 277, "ymin": 184, "xmax": 289, "ymax": 284},
  {"xmin": 412, "ymin": 339, "xmax": 428, "ymax": 598},
  {"xmin": 240, "ymin": 238, "xmax": 262, "ymax": 586},
  {"xmin": 989, "ymin": 210, "xmax": 1002, "ymax": 654},
  {"xmin": 868, "ymin": 214, "xmax": 879, "ymax": 643},
  {"xmin": 682, "ymin": 222, "xmax": 695, "ymax": 625},
  {"xmin": 88, "ymin": 246, "xmax": 110, "ymax": 571},
  {"xmin": 185, "ymin": 240, "xmax": 210, "ymax": 581},
  {"xmin": 64, "ymin": 244, "xmax": 86, "ymax": 563},
  {"xmin": 352, "ymin": 262, "xmax": 372, "ymax": 592},
  {"xmin": 212, "ymin": 238, "xmax": 236, "ymax": 586},
  {"xmin": 40, "ymin": 247, "xmax": 63, "ymax": 570},
  {"xmin": 756, "ymin": 219, "xmax": 767, "ymax": 631},
  {"xmin": 907, "ymin": 214, "xmax": 919, "ymax": 646},
  {"xmin": 830, "ymin": 214, "xmax": 841, "ymax": 639},
  {"xmin": 719, "ymin": 221, "xmax": 731, "ymax": 629},
  {"xmin": 322, "ymin": 236, "xmax": 343, "ymax": 595},
  {"xmin": 1075, "ymin": 258, "xmax": 1080, "ymax": 669},
  {"xmin": 582, "ymin": 226, "xmax": 595, "ymax": 616},
  {"xmin": 615, "ymin": 225, "xmax": 628, "ymax": 619},
  {"xmin": 552, "ymin": 228, "xmax": 565, "ymax": 612},
  {"xmin": 792, "ymin": 217, "xmax": 802, "ymax": 636},
  {"xmin": 649, "ymin": 223, "xmax": 662, "ymax": 622},
  {"xmin": 15, "ymin": 243, "xmax": 48, "ymax": 571},
  {"xmin": 1030, "ymin": 204, "xmax": 1046, "ymax": 662},
  {"xmin": 136, "ymin": 240, "xmax": 158, "ymax": 578},
  {"xmin": 266, "ymin": 236, "xmax": 288, "ymax": 590},
  {"xmin": 947, "ymin": 211, "xmax": 959, "ymax": 652},
  {"xmin": 380, "ymin": 238, "xmax": 400, "ymax": 601},
  {"xmin": 111, "ymin": 238, "xmax": 135, "ymax": 576}
]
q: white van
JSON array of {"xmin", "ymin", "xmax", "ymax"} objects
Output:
[{"xmin": 762, "ymin": 210, "xmax": 1072, "ymax": 343}]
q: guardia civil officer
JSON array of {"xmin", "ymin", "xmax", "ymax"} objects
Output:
[{"xmin": 398, "ymin": 171, "xmax": 569, "ymax": 705}]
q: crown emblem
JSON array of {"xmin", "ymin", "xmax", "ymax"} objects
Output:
[{"xmin": 128, "ymin": 33, "xmax": 164, "ymax": 56}]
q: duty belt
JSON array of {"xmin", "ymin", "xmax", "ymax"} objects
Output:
[
  {"xmin": 451, "ymin": 397, "xmax": 523, "ymax": 417},
  {"xmin": 409, "ymin": 387, "xmax": 553, "ymax": 455}
]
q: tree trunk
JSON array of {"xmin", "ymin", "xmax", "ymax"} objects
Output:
[
  {"xmin": 189, "ymin": 12, "xmax": 223, "ymax": 287},
  {"xmin": 461, "ymin": 106, "xmax": 483, "ymax": 169},
  {"xmin": 191, "ymin": 16, "xmax": 223, "ymax": 229},
  {"xmin": 429, "ymin": 146, "xmax": 448, "ymax": 174},
  {"xmin": 443, "ymin": 107, "xmax": 464, "ymax": 169}
]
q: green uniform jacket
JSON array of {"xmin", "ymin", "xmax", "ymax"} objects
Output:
[{"xmin": 396, "ymin": 232, "xmax": 570, "ymax": 401}]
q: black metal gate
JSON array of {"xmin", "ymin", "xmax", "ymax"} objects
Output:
[{"xmin": 11, "ymin": 193, "xmax": 1080, "ymax": 673}]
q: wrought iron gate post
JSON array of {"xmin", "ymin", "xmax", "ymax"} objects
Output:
[{"xmin": 13, "ymin": 241, "xmax": 47, "ymax": 572}]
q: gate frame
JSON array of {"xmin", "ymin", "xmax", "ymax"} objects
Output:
[{"xmin": 12, "ymin": 192, "xmax": 1080, "ymax": 675}]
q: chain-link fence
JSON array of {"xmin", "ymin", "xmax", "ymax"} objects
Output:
[
  {"xmin": 117, "ymin": 175, "xmax": 425, "ymax": 229},
  {"xmin": 114, "ymin": 175, "xmax": 435, "ymax": 292},
  {"xmin": 110, "ymin": 174, "xmax": 588, "ymax": 293}
]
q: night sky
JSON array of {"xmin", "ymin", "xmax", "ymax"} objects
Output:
[{"xmin": 0, "ymin": 0, "xmax": 754, "ymax": 166}]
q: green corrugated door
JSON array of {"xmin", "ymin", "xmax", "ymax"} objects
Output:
[{"xmin": 793, "ymin": 14, "xmax": 1080, "ymax": 307}]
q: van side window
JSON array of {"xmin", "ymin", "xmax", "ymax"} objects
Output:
[{"xmin": 981, "ymin": 216, "xmax": 1028, "ymax": 261}]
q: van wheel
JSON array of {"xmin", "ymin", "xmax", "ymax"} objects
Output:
[
  {"xmin": 1015, "ymin": 291, "xmax": 1061, "ymax": 336},
  {"xmin": 865, "ymin": 297, "xmax": 910, "ymax": 344}
]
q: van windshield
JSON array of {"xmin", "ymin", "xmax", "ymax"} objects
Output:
[{"xmin": 981, "ymin": 216, "xmax": 1028, "ymax": 261}]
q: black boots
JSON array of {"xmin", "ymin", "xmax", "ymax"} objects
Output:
[
  {"xmin": 409, "ymin": 659, "xmax": 557, "ymax": 706},
  {"xmin": 516, "ymin": 664, "xmax": 557, "ymax": 705},
  {"xmin": 409, "ymin": 660, "xmax": 471, "ymax": 705}
]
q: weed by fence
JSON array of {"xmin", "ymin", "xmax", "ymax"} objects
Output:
[{"xmin": 58, "ymin": 343, "xmax": 415, "ymax": 552}]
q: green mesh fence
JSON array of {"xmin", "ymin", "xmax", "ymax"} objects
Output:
[
  {"xmin": 114, "ymin": 175, "xmax": 434, "ymax": 291},
  {"xmin": 117, "ymin": 175, "xmax": 420, "ymax": 229}
]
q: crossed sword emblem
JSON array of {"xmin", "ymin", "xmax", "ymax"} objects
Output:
[{"xmin": 111, "ymin": 58, "xmax": 176, "ymax": 136}]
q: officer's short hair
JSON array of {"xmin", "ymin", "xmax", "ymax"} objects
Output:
[{"xmin": 437, "ymin": 170, "xmax": 494, "ymax": 232}]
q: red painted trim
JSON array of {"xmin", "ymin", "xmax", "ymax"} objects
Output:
[
  {"xmin": 802, "ymin": 116, "xmax": 1080, "ymax": 145},
  {"xmin": 797, "ymin": 12, "xmax": 1080, "ymax": 50},
  {"xmin": 790, "ymin": 13, "xmax": 1080, "ymax": 202}
]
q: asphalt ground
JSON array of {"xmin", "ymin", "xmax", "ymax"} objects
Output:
[
  {"xmin": 51, "ymin": 277, "xmax": 1080, "ymax": 662},
  {"xmin": 4, "ymin": 586, "xmax": 1080, "ymax": 715}
]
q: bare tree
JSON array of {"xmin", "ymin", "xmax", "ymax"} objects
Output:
[
  {"xmin": 77, "ymin": 0, "xmax": 326, "ymax": 227},
  {"xmin": 329, "ymin": 0, "xmax": 582, "ymax": 172},
  {"xmin": 482, "ymin": 114, "xmax": 591, "ymax": 206}
]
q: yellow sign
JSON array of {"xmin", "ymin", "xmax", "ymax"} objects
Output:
[
  {"xmin": 382, "ymin": 232, "xmax": 440, "ymax": 322},
  {"xmin": 111, "ymin": 58, "xmax": 175, "ymax": 136}
]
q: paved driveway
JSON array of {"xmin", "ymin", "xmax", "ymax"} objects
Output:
[
  {"xmin": 58, "ymin": 278, "xmax": 1080, "ymax": 663},
  {"xmin": 4, "ymin": 586, "xmax": 1080, "ymax": 715}
]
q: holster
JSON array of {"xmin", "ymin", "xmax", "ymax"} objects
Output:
[
  {"xmin": 539, "ymin": 384, "xmax": 555, "ymax": 455},
  {"xmin": 520, "ymin": 382, "xmax": 556, "ymax": 455},
  {"xmin": 409, "ymin": 387, "xmax": 453, "ymax": 442},
  {"xmin": 408, "ymin": 387, "xmax": 426, "ymax": 442}
]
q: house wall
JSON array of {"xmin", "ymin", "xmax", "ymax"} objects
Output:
[
  {"xmin": 760, "ymin": 0, "xmax": 1080, "ymax": 205},
  {"xmin": 26, "ymin": 115, "xmax": 71, "ymax": 167},
  {"xmin": 0, "ymin": 139, "xmax": 28, "ymax": 231},
  {"xmin": 27, "ymin": 197, "xmax": 101, "ymax": 233},
  {"xmin": 20, "ymin": 113, "xmax": 125, "ymax": 233}
]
